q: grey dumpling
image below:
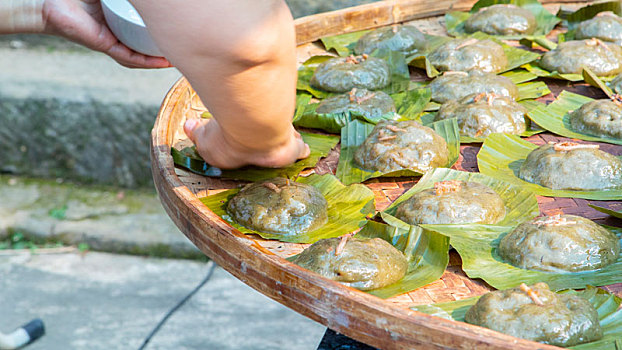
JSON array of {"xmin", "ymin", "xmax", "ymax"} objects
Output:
[
  {"xmin": 540, "ymin": 39, "xmax": 622, "ymax": 76},
  {"xmin": 354, "ymin": 25, "xmax": 428, "ymax": 56},
  {"xmin": 428, "ymin": 38, "xmax": 508, "ymax": 73},
  {"xmin": 466, "ymin": 282, "xmax": 603, "ymax": 347},
  {"xmin": 518, "ymin": 142, "xmax": 622, "ymax": 190},
  {"xmin": 464, "ymin": 4, "xmax": 536, "ymax": 36},
  {"xmin": 310, "ymin": 55, "xmax": 391, "ymax": 92}
]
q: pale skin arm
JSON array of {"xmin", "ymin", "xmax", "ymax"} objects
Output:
[
  {"xmin": 130, "ymin": 0, "xmax": 310, "ymax": 169},
  {"xmin": 0, "ymin": 0, "xmax": 170, "ymax": 68}
]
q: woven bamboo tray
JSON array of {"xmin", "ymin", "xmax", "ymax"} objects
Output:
[{"xmin": 151, "ymin": 1, "xmax": 622, "ymax": 348}]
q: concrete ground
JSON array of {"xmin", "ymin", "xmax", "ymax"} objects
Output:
[{"xmin": 0, "ymin": 252, "xmax": 325, "ymax": 350}]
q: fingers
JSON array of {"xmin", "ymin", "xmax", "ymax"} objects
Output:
[
  {"xmin": 183, "ymin": 118, "xmax": 209, "ymax": 144},
  {"xmin": 297, "ymin": 140, "xmax": 311, "ymax": 160},
  {"xmin": 106, "ymin": 41, "xmax": 172, "ymax": 69}
]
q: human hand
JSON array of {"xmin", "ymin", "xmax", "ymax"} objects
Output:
[
  {"xmin": 183, "ymin": 118, "xmax": 310, "ymax": 170},
  {"xmin": 41, "ymin": 0, "xmax": 170, "ymax": 68}
]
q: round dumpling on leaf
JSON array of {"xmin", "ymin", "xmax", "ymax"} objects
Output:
[
  {"xmin": 290, "ymin": 235, "xmax": 408, "ymax": 290},
  {"xmin": 428, "ymin": 70, "xmax": 518, "ymax": 103},
  {"xmin": 315, "ymin": 88, "xmax": 396, "ymax": 120},
  {"xmin": 540, "ymin": 39, "xmax": 622, "ymax": 76},
  {"xmin": 575, "ymin": 12, "xmax": 622, "ymax": 44},
  {"xmin": 227, "ymin": 178, "xmax": 328, "ymax": 235},
  {"xmin": 465, "ymin": 282, "xmax": 603, "ymax": 347},
  {"xmin": 395, "ymin": 180, "xmax": 506, "ymax": 224},
  {"xmin": 428, "ymin": 38, "xmax": 508, "ymax": 73},
  {"xmin": 499, "ymin": 214, "xmax": 620, "ymax": 273},
  {"xmin": 311, "ymin": 55, "xmax": 391, "ymax": 92},
  {"xmin": 435, "ymin": 92, "xmax": 527, "ymax": 138},
  {"xmin": 568, "ymin": 99, "xmax": 622, "ymax": 139},
  {"xmin": 464, "ymin": 4, "xmax": 536, "ymax": 36},
  {"xmin": 354, "ymin": 25, "xmax": 427, "ymax": 56},
  {"xmin": 354, "ymin": 120, "xmax": 449, "ymax": 173},
  {"xmin": 518, "ymin": 142, "xmax": 622, "ymax": 190}
]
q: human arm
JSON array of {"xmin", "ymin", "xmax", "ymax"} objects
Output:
[
  {"xmin": 0, "ymin": 0, "xmax": 170, "ymax": 68},
  {"xmin": 130, "ymin": 0, "xmax": 309, "ymax": 169}
]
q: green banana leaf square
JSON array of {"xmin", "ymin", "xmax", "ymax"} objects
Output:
[
  {"xmin": 477, "ymin": 133, "xmax": 622, "ymax": 200},
  {"xmin": 412, "ymin": 286, "xmax": 622, "ymax": 350},
  {"xmin": 445, "ymin": 0, "xmax": 561, "ymax": 40},
  {"xmin": 199, "ymin": 174, "xmax": 375, "ymax": 243},
  {"xmin": 171, "ymin": 131, "xmax": 339, "ymax": 182},
  {"xmin": 336, "ymin": 118, "xmax": 460, "ymax": 185},
  {"xmin": 380, "ymin": 168, "xmax": 540, "ymax": 228}
]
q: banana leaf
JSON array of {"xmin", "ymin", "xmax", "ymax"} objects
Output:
[
  {"xmin": 477, "ymin": 133, "xmax": 622, "ymax": 199},
  {"xmin": 502, "ymin": 69, "xmax": 539, "ymax": 84},
  {"xmin": 409, "ymin": 32, "xmax": 541, "ymax": 78},
  {"xmin": 171, "ymin": 131, "xmax": 339, "ymax": 182},
  {"xmin": 287, "ymin": 220, "xmax": 450, "ymax": 299},
  {"xmin": 526, "ymin": 90, "xmax": 622, "ymax": 145},
  {"xmin": 421, "ymin": 100, "xmax": 546, "ymax": 144},
  {"xmin": 380, "ymin": 168, "xmax": 539, "ymax": 228},
  {"xmin": 335, "ymin": 118, "xmax": 460, "ymax": 185},
  {"xmin": 589, "ymin": 204, "xmax": 622, "ymax": 220},
  {"xmin": 421, "ymin": 224, "xmax": 622, "ymax": 291},
  {"xmin": 412, "ymin": 286, "xmax": 622, "ymax": 350},
  {"xmin": 320, "ymin": 29, "xmax": 370, "ymax": 56},
  {"xmin": 293, "ymin": 88, "xmax": 431, "ymax": 133},
  {"xmin": 296, "ymin": 49, "xmax": 411, "ymax": 98},
  {"xmin": 445, "ymin": 0, "xmax": 560, "ymax": 39},
  {"xmin": 583, "ymin": 67, "xmax": 614, "ymax": 98},
  {"xmin": 199, "ymin": 174, "xmax": 375, "ymax": 243},
  {"xmin": 522, "ymin": 61, "xmax": 586, "ymax": 81}
]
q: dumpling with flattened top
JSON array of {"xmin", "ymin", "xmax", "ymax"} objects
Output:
[
  {"xmin": 568, "ymin": 99, "xmax": 622, "ymax": 139},
  {"xmin": 575, "ymin": 12, "xmax": 622, "ymax": 44},
  {"xmin": 540, "ymin": 39, "xmax": 622, "ymax": 76},
  {"xmin": 395, "ymin": 180, "xmax": 506, "ymax": 225},
  {"xmin": 354, "ymin": 25, "xmax": 427, "ymax": 56},
  {"xmin": 227, "ymin": 178, "xmax": 328, "ymax": 235},
  {"xmin": 354, "ymin": 120, "xmax": 449, "ymax": 173},
  {"xmin": 518, "ymin": 142, "xmax": 622, "ymax": 190},
  {"xmin": 428, "ymin": 38, "xmax": 507, "ymax": 73},
  {"xmin": 499, "ymin": 214, "xmax": 620, "ymax": 273},
  {"xmin": 428, "ymin": 70, "xmax": 518, "ymax": 103},
  {"xmin": 311, "ymin": 54, "xmax": 391, "ymax": 92},
  {"xmin": 290, "ymin": 235, "xmax": 408, "ymax": 290},
  {"xmin": 465, "ymin": 4, "xmax": 536, "ymax": 36},
  {"xmin": 466, "ymin": 282, "xmax": 603, "ymax": 347},
  {"xmin": 315, "ymin": 88, "xmax": 396, "ymax": 120},
  {"xmin": 435, "ymin": 92, "xmax": 527, "ymax": 138}
]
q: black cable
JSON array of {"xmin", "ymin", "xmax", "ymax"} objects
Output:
[{"xmin": 138, "ymin": 260, "xmax": 217, "ymax": 350}]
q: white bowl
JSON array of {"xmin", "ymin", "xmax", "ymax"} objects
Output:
[{"xmin": 101, "ymin": 0, "xmax": 163, "ymax": 57}]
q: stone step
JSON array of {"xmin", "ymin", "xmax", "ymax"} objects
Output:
[{"xmin": 0, "ymin": 45, "xmax": 181, "ymax": 188}]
